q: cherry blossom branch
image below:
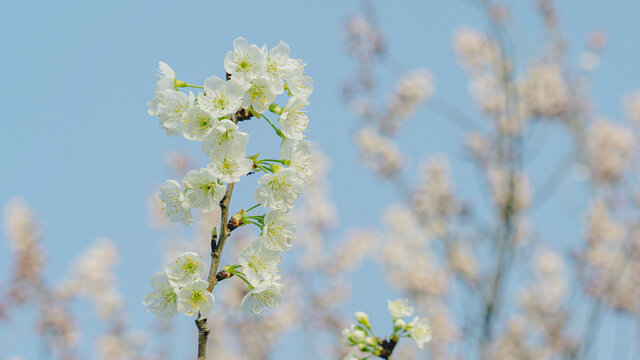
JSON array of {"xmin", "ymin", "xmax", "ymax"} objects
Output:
[
  {"xmin": 145, "ymin": 36, "xmax": 313, "ymax": 360},
  {"xmin": 341, "ymin": 301, "xmax": 432, "ymax": 359},
  {"xmin": 196, "ymin": 115, "xmax": 241, "ymax": 360}
]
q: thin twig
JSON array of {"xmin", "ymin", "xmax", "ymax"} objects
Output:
[
  {"xmin": 576, "ymin": 302, "xmax": 603, "ymax": 360},
  {"xmin": 427, "ymin": 96, "xmax": 484, "ymax": 131},
  {"xmin": 530, "ymin": 150, "xmax": 574, "ymax": 211}
]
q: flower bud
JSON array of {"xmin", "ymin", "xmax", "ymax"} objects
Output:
[
  {"xmin": 269, "ymin": 103, "xmax": 283, "ymax": 115},
  {"xmin": 394, "ymin": 318, "xmax": 406, "ymax": 330},
  {"xmin": 365, "ymin": 336, "xmax": 377, "ymax": 346},
  {"xmin": 229, "ymin": 209, "xmax": 246, "ymax": 230},
  {"xmin": 352, "ymin": 329, "xmax": 366, "ymax": 343},
  {"xmin": 355, "ymin": 311, "xmax": 370, "ymax": 328},
  {"xmin": 216, "ymin": 265, "xmax": 234, "ymax": 281},
  {"xmin": 340, "ymin": 328, "xmax": 354, "ymax": 345}
]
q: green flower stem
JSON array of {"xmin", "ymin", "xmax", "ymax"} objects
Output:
[
  {"xmin": 174, "ymin": 80, "xmax": 203, "ymax": 89},
  {"xmin": 245, "ymin": 203, "xmax": 261, "ymax": 213},
  {"xmin": 261, "ymin": 114, "xmax": 285, "ymax": 139},
  {"xmin": 233, "ymin": 271, "xmax": 254, "ymax": 290},
  {"xmin": 259, "ymin": 159, "xmax": 289, "ymax": 165},
  {"xmin": 243, "ymin": 220, "xmax": 263, "ymax": 229},
  {"xmin": 255, "ymin": 164, "xmax": 272, "ymax": 173},
  {"xmin": 366, "ymin": 326, "xmax": 377, "ymax": 338}
]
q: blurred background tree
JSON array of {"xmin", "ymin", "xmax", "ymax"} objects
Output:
[{"xmin": 1, "ymin": 0, "xmax": 639, "ymax": 359}]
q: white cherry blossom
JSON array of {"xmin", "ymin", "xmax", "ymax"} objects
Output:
[
  {"xmin": 287, "ymin": 72, "xmax": 314, "ymax": 99},
  {"xmin": 388, "ymin": 298, "xmax": 414, "ymax": 319},
  {"xmin": 153, "ymin": 61, "xmax": 177, "ymax": 91},
  {"xmin": 165, "ymin": 252, "xmax": 206, "ymax": 286},
  {"xmin": 242, "ymin": 76, "xmax": 278, "ymax": 114},
  {"xmin": 198, "ymin": 76, "xmax": 248, "ymax": 118},
  {"xmin": 254, "ymin": 168, "xmax": 305, "ymax": 211},
  {"xmin": 207, "ymin": 157, "xmax": 253, "ymax": 184},
  {"xmin": 280, "ymin": 138, "xmax": 313, "ymax": 183},
  {"xmin": 407, "ymin": 317, "xmax": 433, "ymax": 348},
  {"xmin": 148, "ymin": 90, "xmax": 192, "ymax": 137},
  {"xmin": 261, "ymin": 41, "xmax": 294, "ymax": 94},
  {"xmin": 179, "ymin": 102, "xmax": 217, "ymax": 141},
  {"xmin": 238, "ymin": 240, "xmax": 282, "ymax": 285},
  {"xmin": 142, "ymin": 272, "xmax": 178, "ymax": 322},
  {"xmin": 286, "ymin": 58, "xmax": 306, "ymax": 80},
  {"xmin": 278, "ymin": 96, "xmax": 309, "ymax": 140},
  {"xmin": 177, "ymin": 279, "xmax": 215, "ymax": 318},
  {"xmin": 260, "ymin": 209, "xmax": 296, "ymax": 251},
  {"xmin": 158, "ymin": 180, "xmax": 193, "ymax": 226},
  {"xmin": 201, "ymin": 119, "xmax": 249, "ymax": 161},
  {"xmin": 224, "ymin": 37, "xmax": 264, "ymax": 84},
  {"xmin": 182, "ymin": 168, "xmax": 226, "ymax": 212},
  {"xmin": 240, "ymin": 279, "xmax": 283, "ymax": 317}
]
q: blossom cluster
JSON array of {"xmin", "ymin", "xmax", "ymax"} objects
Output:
[
  {"xmin": 520, "ymin": 63, "xmax": 568, "ymax": 117},
  {"xmin": 341, "ymin": 299, "xmax": 432, "ymax": 359},
  {"xmin": 355, "ymin": 127, "xmax": 404, "ymax": 178},
  {"xmin": 2, "ymin": 199, "xmax": 151, "ymax": 357},
  {"xmin": 586, "ymin": 119, "xmax": 635, "ymax": 183},
  {"xmin": 143, "ymin": 252, "xmax": 214, "ymax": 321},
  {"xmin": 381, "ymin": 68, "xmax": 435, "ymax": 134},
  {"xmin": 3, "ymin": 198, "xmax": 44, "ymax": 302},
  {"xmin": 342, "ymin": 2, "xmax": 640, "ymax": 359},
  {"xmin": 149, "ymin": 38, "xmax": 312, "ymax": 226},
  {"xmin": 144, "ymin": 37, "xmax": 313, "ymax": 321},
  {"xmin": 57, "ymin": 239, "xmax": 124, "ymax": 320}
]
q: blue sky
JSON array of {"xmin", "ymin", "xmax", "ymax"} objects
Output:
[{"xmin": 1, "ymin": 0, "xmax": 639, "ymax": 358}]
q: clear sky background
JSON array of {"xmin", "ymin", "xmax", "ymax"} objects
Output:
[{"xmin": 1, "ymin": 0, "xmax": 639, "ymax": 359}]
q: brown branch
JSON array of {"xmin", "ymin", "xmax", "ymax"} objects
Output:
[
  {"xmin": 195, "ymin": 180, "xmax": 235, "ymax": 360},
  {"xmin": 195, "ymin": 113, "xmax": 243, "ymax": 360},
  {"xmin": 196, "ymin": 318, "xmax": 211, "ymax": 360}
]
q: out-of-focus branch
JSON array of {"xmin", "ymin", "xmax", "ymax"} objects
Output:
[
  {"xmin": 568, "ymin": 301, "xmax": 602, "ymax": 360},
  {"xmin": 427, "ymin": 96, "xmax": 484, "ymax": 131},
  {"xmin": 476, "ymin": 0, "xmax": 522, "ymax": 356},
  {"xmin": 530, "ymin": 150, "xmax": 575, "ymax": 211}
]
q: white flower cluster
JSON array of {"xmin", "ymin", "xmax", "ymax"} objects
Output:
[
  {"xmin": 355, "ymin": 127, "xmax": 404, "ymax": 178},
  {"xmin": 520, "ymin": 63, "xmax": 568, "ymax": 118},
  {"xmin": 387, "ymin": 299, "xmax": 433, "ymax": 349},
  {"xmin": 453, "ymin": 27, "xmax": 499, "ymax": 74},
  {"xmin": 148, "ymin": 37, "xmax": 313, "ymax": 226},
  {"xmin": 145, "ymin": 37, "xmax": 313, "ymax": 320},
  {"xmin": 586, "ymin": 119, "xmax": 636, "ymax": 183},
  {"xmin": 58, "ymin": 239, "xmax": 124, "ymax": 320},
  {"xmin": 143, "ymin": 252, "xmax": 214, "ymax": 321},
  {"xmin": 341, "ymin": 299, "xmax": 432, "ymax": 360},
  {"xmin": 382, "ymin": 68, "xmax": 435, "ymax": 133}
]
